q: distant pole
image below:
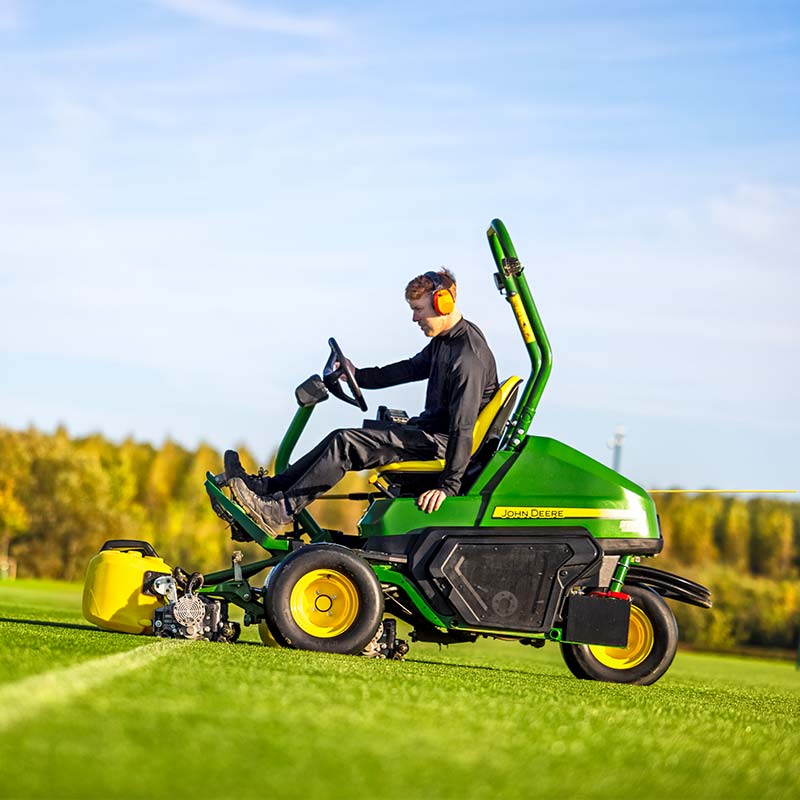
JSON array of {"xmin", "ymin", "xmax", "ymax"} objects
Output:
[{"xmin": 608, "ymin": 425, "xmax": 625, "ymax": 472}]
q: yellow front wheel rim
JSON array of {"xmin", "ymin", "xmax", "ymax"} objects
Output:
[
  {"xmin": 289, "ymin": 569, "xmax": 360, "ymax": 638},
  {"xmin": 588, "ymin": 605, "xmax": 655, "ymax": 669}
]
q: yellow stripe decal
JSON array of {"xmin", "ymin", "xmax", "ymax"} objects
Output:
[
  {"xmin": 491, "ymin": 506, "xmax": 639, "ymax": 520},
  {"xmin": 508, "ymin": 293, "xmax": 535, "ymax": 345}
]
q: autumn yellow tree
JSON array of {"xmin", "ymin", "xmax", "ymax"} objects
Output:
[
  {"xmin": 717, "ymin": 498, "xmax": 751, "ymax": 571},
  {"xmin": 0, "ymin": 430, "xmax": 33, "ymax": 577}
]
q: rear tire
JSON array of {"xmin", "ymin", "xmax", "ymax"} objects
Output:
[
  {"xmin": 258, "ymin": 620, "xmax": 281, "ymax": 647},
  {"xmin": 264, "ymin": 544, "xmax": 383, "ymax": 655},
  {"xmin": 560, "ymin": 638, "xmax": 591, "ymax": 679},
  {"xmin": 560, "ymin": 585, "xmax": 678, "ymax": 685}
]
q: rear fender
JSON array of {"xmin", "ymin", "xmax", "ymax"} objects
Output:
[{"xmin": 624, "ymin": 564, "xmax": 712, "ymax": 609}]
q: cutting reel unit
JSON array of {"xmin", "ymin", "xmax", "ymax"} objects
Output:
[{"xmin": 152, "ymin": 569, "xmax": 240, "ymax": 643}]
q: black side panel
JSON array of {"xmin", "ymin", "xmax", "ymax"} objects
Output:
[{"xmin": 402, "ymin": 528, "xmax": 602, "ymax": 632}]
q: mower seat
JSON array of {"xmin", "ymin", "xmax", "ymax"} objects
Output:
[{"xmin": 368, "ymin": 376, "xmax": 523, "ymax": 497}]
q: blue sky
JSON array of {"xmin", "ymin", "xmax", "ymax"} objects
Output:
[{"xmin": 0, "ymin": 0, "xmax": 798, "ymax": 493}]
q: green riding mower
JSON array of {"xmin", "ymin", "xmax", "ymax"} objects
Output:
[{"xmin": 83, "ymin": 219, "xmax": 710, "ymax": 686}]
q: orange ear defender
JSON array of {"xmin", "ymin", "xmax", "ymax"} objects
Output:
[{"xmin": 424, "ymin": 271, "xmax": 455, "ymax": 316}]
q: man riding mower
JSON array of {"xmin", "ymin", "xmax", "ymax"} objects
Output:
[
  {"xmin": 83, "ymin": 219, "xmax": 711, "ymax": 685},
  {"xmin": 217, "ymin": 267, "xmax": 497, "ymax": 536}
]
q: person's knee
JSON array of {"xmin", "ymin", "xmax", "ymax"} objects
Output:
[
  {"xmin": 328, "ymin": 428, "xmax": 364, "ymax": 463},
  {"xmin": 326, "ymin": 428, "xmax": 350, "ymax": 454},
  {"xmin": 319, "ymin": 428, "xmax": 345, "ymax": 447}
]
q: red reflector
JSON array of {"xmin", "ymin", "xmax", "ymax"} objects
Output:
[{"xmin": 590, "ymin": 590, "xmax": 631, "ymax": 601}]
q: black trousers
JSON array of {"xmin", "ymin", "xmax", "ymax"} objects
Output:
[{"xmin": 269, "ymin": 426, "xmax": 448, "ymax": 515}]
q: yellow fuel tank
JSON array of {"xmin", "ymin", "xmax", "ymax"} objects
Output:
[{"xmin": 83, "ymin": 540, "xmax": 173, "ymax": 634}]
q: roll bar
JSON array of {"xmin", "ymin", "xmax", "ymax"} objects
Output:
[{"xmin": 487, "ymin": 218, "xmax": 552, "ymax": 450}]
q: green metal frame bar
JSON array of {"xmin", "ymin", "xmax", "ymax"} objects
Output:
[
  {"xmin": 198, "ymin": 580, "xmax": 265, "ymax": 625},
  {"xmin": 203, "ymin": 554, "xmax": 284, "ymax": 584},
  {"xmin": 487, "ymin": 218, "xmax": 553, "ymax": 449},
  {"xmin": 275, "ymin": 405, "xmax": 326, "ymax": 540},
  {"xmin": 275, "ymin": 406, "xmax": 313, "ymax": 473},
  {"xmin": 609, "ymin": 555, "xmax": 634, "ymax": 593},
  {"xmin": 201, "ymin": 555, "xmax": 286, "ymax": 625},
  {"xmin": 371, "ymin": 564, "xmax": 451, "ymax": 628}
]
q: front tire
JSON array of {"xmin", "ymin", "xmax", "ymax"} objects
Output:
[
  {"xmin": 264, "ymin": 544, "xmax": 383, "ymax": 655},
  {"xmin": 560, "ymin": 585, "xmax": 678, "ymax": 685}
]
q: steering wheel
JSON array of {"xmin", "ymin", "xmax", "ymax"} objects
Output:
[{"xmin": 323, "ymin": 338, "xmax": 368, "ymax": 412}]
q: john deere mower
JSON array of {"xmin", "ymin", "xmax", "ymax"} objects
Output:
[{"xmin": 83, "ymin": 219, "xmax": 710, "ymax": 685}]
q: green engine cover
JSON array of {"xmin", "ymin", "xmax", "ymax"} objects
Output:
[{"xmin": 358, "ymin": 436, "xmax": 659, "ymax": 548}]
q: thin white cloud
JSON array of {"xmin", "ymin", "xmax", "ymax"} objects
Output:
[
  {"xmin": 710, "ymin": 183, "xmax": 800, "ymax": 244},
  {"xmin": 157, "ymin": 0, "xmax": 339, "ymax": 38},
  {"xmin": 34, "ymin": 34, "xmax": 172, "ymax": 64},
  {"xmin": 0, "ymin": 0, "xmax": 21, "ymax": 31}
]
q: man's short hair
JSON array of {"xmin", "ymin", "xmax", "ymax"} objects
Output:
[{"xmin": 405, "ymin": 268, "xmax": 457, "ymax": 302}]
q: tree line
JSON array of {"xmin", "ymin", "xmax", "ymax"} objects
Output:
[
  {"xmin": 654, "ymin": 491, "xmax": 799, "ymax": 651},
  {"xmin": 0, "ymin": 425, "xmax": 797, "ymax": 650},
  {"xmin": 0, "ymin": 425, "xmax": 367, "ymax": 582}
]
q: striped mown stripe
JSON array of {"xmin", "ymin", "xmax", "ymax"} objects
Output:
[{"xmin": 0, "ymin": 639, "xmax": 178, "ymax": 731}]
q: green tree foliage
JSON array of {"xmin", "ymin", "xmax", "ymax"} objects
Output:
[
  {"xmin": 118, "ymin": 436, "xmax": 157, "ymax": 505},
  {"xmin": 666, "ymin": 494, "xmax": 721, "ymax": 566},
  {"xmin": 670, "ymin": 567, "xmax": 799, "ymax": 650},
  {"xmin": 166, "ymin": 442, "xmax": 227, "ymax": 570},
  {"xmin": 14, "ymin": 431, "xmax": 129, "ymax": 581},
  {"xmin": 0, "ymin": 430, "xmax": 32, "ymax": 563},
  {"xmin": 654, "ymin": 492, "xmax": 799, "ymax": 650},
  {"xmin": 145, "ymin": 438, "xmax": 192, "ymax": 514},
  {"xmin": 750, "ymin": 501, "xmax": 795, "ymax": 579},
  {"xmin": 717, "ymin": 498, "xmax": 750, "ymax": 571},
  {"xmin": 655, "ymin": 493, "xmax": 797, "ymax": 578},
  {"xmin": 0, "ymin": 427, "xmax": 325, "ymax": 580}
]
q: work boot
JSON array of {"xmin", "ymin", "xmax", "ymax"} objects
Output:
[
  {"xmin": 228, "ymin": 478, "xmax": 291, "ymax": 538},
  {"xmin": 223, "ymin": 450, "xmax": 272, "ymax": 494}
]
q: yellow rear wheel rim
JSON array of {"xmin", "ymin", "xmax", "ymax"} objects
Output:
[
  {"xmin": 588, "ymin": 604, "xmax": 655, "ymax": 669},
  {"xmin": 289, "ymin": 569, "xmax": 359, "ymax": 638}
]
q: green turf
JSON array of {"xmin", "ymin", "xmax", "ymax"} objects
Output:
[{"xmin": 1, "ymin": 580, "xmax": 798, "ymax": 800}]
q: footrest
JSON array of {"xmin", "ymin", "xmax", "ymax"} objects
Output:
[{"xmin": 204, "ymin": 473, "xmax": 290, "ymax": 552}]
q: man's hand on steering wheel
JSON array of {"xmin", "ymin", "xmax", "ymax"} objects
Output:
[
  {"xmin": 324, "ymin": 338, "xmax": 367, "ymax": 411},
  {"xmin": 334, "ymin": 358, "xmax": 355, "ymax": 379},
  {"xmin": 417, "ymin": 488, "xmax": 447, "ymax": 513}
]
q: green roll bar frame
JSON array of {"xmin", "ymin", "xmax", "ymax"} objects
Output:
[
  {"xmin": 488, "ymin": 220, "xmax": 633, "ymax": 590},
  {"xmin": 487, "ymin": 218, "xmax": 553, "ymax": 450}
]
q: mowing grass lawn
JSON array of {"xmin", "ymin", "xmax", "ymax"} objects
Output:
[{"xmin": 1, "ymin": 580, "xmax": 798, "ymax": 800}]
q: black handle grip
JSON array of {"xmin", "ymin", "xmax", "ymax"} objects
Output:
[{"xmin": 100, "ymin": 539, "xmax": 159, "ymax": 558}]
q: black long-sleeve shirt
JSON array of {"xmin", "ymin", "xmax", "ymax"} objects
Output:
[{"xmin": 355, "ymin": 318, "xmax": 498, "ymax": 495}]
